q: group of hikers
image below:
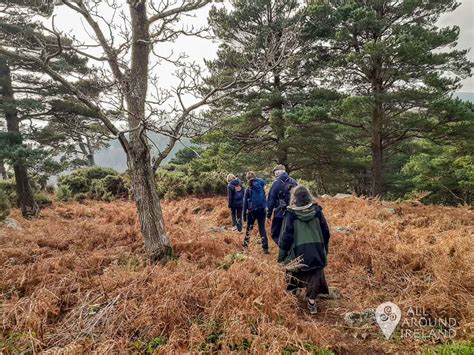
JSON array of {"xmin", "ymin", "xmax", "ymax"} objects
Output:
[{"xmin": 226, "ymin": 165, "xmax": 331, "ymax": 314}]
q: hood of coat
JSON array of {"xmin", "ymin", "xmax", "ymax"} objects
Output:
[
  {"xmin": 229, "ymin": 178, "xmax": 242, "ymax": 187},
  {"xmin": 288, "ymin": 203, "xmax": 318, "ymax": 221},
  {"xmin": 250, "ymin": 178, "xmax": 265, "ymax": 188},
  {"xmin": 276, "ymin": 172, "xmax": 289, "ymax": 181}
]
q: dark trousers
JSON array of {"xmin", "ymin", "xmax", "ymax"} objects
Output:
[
  {"xmin": 287, "ymin": 268, "xmax": 329, "ymax": 300},
  {"xmin": 271, "ymin": 217, "xmax": 284, "ymax": 245},
  {"xmin": 243, "ymin": 208, "xmax": 268, "ymax": 250},
  {"xmin": 230, "ymin": 206, "xmax": 243, "ymax": 232}
]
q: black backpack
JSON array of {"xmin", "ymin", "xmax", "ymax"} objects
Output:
[{"xmin": 277, "ymin": 177, "xmax": 297, "ymax": 210}]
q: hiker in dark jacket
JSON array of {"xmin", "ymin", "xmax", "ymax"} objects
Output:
[
  {"xmin": 243, "ymin": 171, "xmax": 269, "ymax": 254},
  {"xmin": 267, "ymin": 165, "xmax": 297, "ymax": 245},
  {"xmin": 227, "ymin": 174, "xmax": 244, "ymax": 232},
  {"xmin": 278, "ymin": 185, "xmax": 330, "ymax": 315}
]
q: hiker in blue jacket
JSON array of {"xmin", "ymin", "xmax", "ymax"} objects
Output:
[
  {"xmin": 227, "ymin": 174, "xmax": 244, "ymax": 232},
  {"xmin": 267, "ymin": 165, "xmax": 297, "ymax": 245},
  {"xmin": 243, "ymin": 171, "xmax": 269, "ymax": 254}
]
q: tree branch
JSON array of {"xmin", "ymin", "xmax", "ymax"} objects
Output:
[
  {"xmin": 148, "ymin": 0, "xmax": 211, "ymax": 24},
  {"xmin": 0, "ymin": 46, "xmax": 129, "ymax": 152}
]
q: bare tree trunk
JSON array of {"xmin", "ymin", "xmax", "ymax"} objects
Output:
[
  {"xmin": 128, "ymin": 148, "xmax": 171, "ymax": 261},
  {"xmin": 0, "ymin": 160, "xmax": 7, "ymax": 179},
  {"xmin": 85, "ymin": 136, "xmax": 95, "ymax": 166},
  {"xmin": 86, "ymin": 153, "xmax": 95, "ymax": 166},
  {"xmin": 78, "ymin": 138, "xmax": 95, "ymax": 166},
  {"xmin": 0, "ymin": 57, "xmax": 39, "ymax": 218},
  {"xmin": 125, "ymin": 1, "xmax": 171, "ymax": 260}
]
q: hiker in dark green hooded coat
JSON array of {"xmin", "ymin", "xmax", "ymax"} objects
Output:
[{"xmin": 278, "ymin": 185, "xmax": 331, "ymax": 314}]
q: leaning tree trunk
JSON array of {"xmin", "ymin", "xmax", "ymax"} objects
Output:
[
  {"xmin": 0, "ymin": 57, "xmax": 39, "ymax": 217},
  {"xmin": 125, "ymin": 1, "xmax": 172, "ymax": 261}
]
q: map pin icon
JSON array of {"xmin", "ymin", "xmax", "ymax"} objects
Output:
[{"xmin": 375, "ymin": 302, "xmax": 401, "ymax": 339}]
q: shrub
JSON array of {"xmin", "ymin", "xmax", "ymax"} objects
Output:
[
  {"xmin": 73, "ymin": 192, "xmax": 89, "ymax": 203},
  {"xmin": 56, "ymin": 185, "xmax": 73, "ymax": 201},
  {"xmin": 0, "ymin": 179, "xmax": 17, "ymax": 206},
  {"xmin": 191, "ymin": 171, "xmax": 227, "ymax": 196},
  {"xmin": 92, "ymin": 175, "xmax": 129, "ymax": 201},
  {"xmin": 57, "ymin": 167, "xmax": 128, "ymax": 202},
  {"xmin": 34, "ymin": 193, "xmax": 53, "ymax": 207},
  {"xmin": 81, "ymin": 166, "xmax": 118, "ymax": 181},
  {"xmin": 45, "ymin": 184, "xmax": 56, "ymax": 194},
  {"xmin": 156, "ymin": 168, "xmax": 227, "ymax": 200},
  {"xmin": 0, "ymin": 189, "xmax": 10, "ymax": 221},
  {"xmin": 156, "ymin": 169, "xmax": 189, "ymax": 199},
  {"xmin": 58, "ymin": 174, "xmax": 90, "ymax": 197},
  {"xmin": 0, "ymin": 179, "xmax": 46, "ymax": 206}
]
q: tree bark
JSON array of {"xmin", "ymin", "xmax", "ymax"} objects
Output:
[
  {"xmin": 370, "ymin": 44, "xmax": 385, "ymax": 198},
  {"xmin": 368, "ymin": 6, "xmax": 388, "ymax": 198},
  {"xmin": 271, "ymin": 72, "xmax": 289, "ymax": 170},
  {"xmin": 371, "ymin": 102, "xmax": 383, "ymax": 197},
  {"xmin": 0, "ymin": 160, "xmax": 7, "ymax": 179},
  {"xmin": 128, "ymin": 149, "xmax": 171, "ymax": 261},
  {"xmin": 0, "ymin": 57, "xmax": 39, "ymax": 217},
  {"xmin": 85, "ymin": 136, "xmax": 95, "ymax": 166},
  {"xmin": 78, "ymin": 137, "xmax": 95, "ymax": 166},
  {"xmin": 125, "ymin": 1, "xmax": 172, "ymax": 260}
]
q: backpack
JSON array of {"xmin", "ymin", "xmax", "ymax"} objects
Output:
[
  {"xmin": 233, "ymin": 185, "xmax": 244, "ymax": 203},
  {"xmin": 283, "ymin": 209, "xmax": 327, "ymax": 270},
  {"xmin": 277, "ymin": 177, "xmax": 297, "ymax": 210},
  {"xmin": 249, "ymin": 180, "xmax": 266, "ymax": 210}
]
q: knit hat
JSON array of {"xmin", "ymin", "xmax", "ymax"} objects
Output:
[{"xmin": 273, "ymin": 164, "xmax": 286, "ymax": 173}]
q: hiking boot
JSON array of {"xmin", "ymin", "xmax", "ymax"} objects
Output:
[
  {"xmin": 307, "ymin": 301, "xmax": 318, "ymax": 315},
  {"xmin": 263, "ymin": 249, "xmax": 269, "ymax": 255}
]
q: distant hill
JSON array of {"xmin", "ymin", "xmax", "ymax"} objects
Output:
[{"xmin": 95, "ymin": 133, "xmax": 188, "ymax": 173}]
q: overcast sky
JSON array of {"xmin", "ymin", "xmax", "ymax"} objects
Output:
[
  {"xmin": 439, "ymin": 0, "xmax": 474, "ymax": 92},
  {"xmin": 52, "ymin": 0, "xmax": 474, "ymax": 93}
]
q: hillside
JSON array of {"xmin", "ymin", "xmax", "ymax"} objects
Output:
[{"xmin": 1, "ymin": 197, "xmax": 473, "ymax": 353}]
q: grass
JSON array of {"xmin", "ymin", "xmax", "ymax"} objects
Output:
[{"xmin": 426, "ymin": 340, "xmax": 474, "ymax": 355}]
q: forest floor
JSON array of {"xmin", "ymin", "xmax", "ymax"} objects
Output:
[{"xmin": 0, "ymin": 196, "xmax": 473, "ymax": 354}]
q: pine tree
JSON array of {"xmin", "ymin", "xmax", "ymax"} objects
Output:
[
  {"xmin": 206, "ymin": 0, "xmax": 309, "ymax": 171},
  {"xmin": 0, "ymin": 1, "xmax": 106, "ymax": 216},
  {"xmin": 307, "ymin": 0, "xmax": 473, "ymax": 196}
]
